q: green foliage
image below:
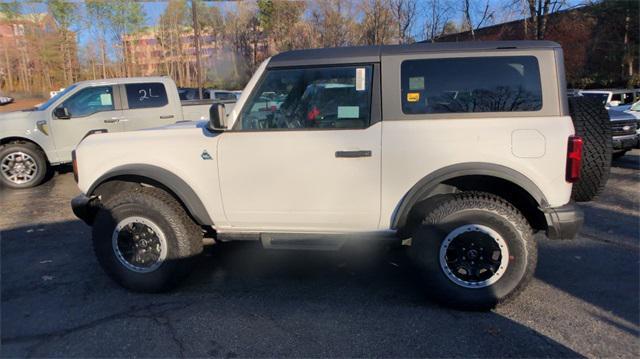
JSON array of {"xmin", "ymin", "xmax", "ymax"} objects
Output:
[
  {"xmin": 257, "ymin": 0, "xmax": 306, "ymax": 51},
  {"xmin": 257, "ymin": 0, "xmax": 275, "ymax": 31},
  {"xmin": 159, "ymin": 0, "xmax": 190, "ymax": 29},
  {"xmin": 0, "ymin": 0, "xmax": 21, "ymax": 21},
  {"xmin": 48, "ymin": 0, "xmax": 77, "ymax": 30},
  {"xmin": 192, "ymin": 0, "xmax": 224, "ymax": 36},
  {"xmin": 109, "ymin": 0, "xmax": 146, "ymax": 37},
  {"xmin": 85, "ymin": 0, "xmax": 145, "ymax": 40}
]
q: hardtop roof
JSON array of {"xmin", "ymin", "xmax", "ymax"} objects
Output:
[{"xmin": 268, "ymin": 40, "xmax": 560, "ymax": 68}]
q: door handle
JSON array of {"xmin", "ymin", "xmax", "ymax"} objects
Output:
[
  {"xmin": 160, "ymin": 115, "xmax": 175, "ymax": 119},
  {"xmin": 104, "ymin": 117, "xmax": 121, "ymax": 123},
  {"xmin": 335, "ymin": 150, "xmax": 372, "ymax": 158}
]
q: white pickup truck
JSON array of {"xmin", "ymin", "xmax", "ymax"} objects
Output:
[{"xmin": 0, "ymin": 77, "xmax": 234, "ymax": 188}]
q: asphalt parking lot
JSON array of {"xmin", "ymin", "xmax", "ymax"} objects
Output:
[{"xmin": 1, "ymin": 151, "xmax": 639, "ymax": 358}]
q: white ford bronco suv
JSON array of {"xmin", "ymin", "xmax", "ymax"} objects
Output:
[{"xmin": 72, "ymin": 41, "xmax": 605, "ymax": 310}]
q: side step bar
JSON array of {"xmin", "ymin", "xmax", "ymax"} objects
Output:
[
  {"xmin": 261, "ymin": 233, "xmax": 345, "ymax": 251},
  {"xmin": 216, "ymin": 230, "xmax": 398, "ymax": 251}
]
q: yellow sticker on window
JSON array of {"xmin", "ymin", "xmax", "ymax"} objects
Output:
[{"xmin": 407, "ymin": 92, "xmax": 420, "ymax": 102}]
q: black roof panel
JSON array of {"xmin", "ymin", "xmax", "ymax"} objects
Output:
[{"xmin": 267, "ymin": 41, "xmax": 560, "ymax": 68}]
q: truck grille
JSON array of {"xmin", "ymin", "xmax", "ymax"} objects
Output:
[{"xmin": 611, "ymin": 120, "xmax": 638, "ymax": 136}]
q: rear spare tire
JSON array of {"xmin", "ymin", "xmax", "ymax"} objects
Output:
[{"xmin": 568, "ymin": 96, "xmax": 612, "ymax": 202}]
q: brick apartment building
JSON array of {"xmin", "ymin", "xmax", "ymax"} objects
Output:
[{"xmin": 123, "ymin": 28, "xmax": 222, "ymax": 77}]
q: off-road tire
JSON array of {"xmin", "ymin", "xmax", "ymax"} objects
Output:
[
  {"xmin": 92, "ymin": 186, "xmax": 203, "ymax": 292},
  {"xmin": 409, "ymin": 192, "xmax": 536, "ymax": 311},
  {"xmin": 568, "ymin": 96, "xmax": 612, "ymax": 202},
  {"xmin": 0, "ymin": 141, "xmax": 48, "ymax": 189}
]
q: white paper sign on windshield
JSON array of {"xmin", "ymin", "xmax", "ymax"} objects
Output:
[{"xmin": 356, "ymin": 68, "xmax": 366, "ymax": 91}]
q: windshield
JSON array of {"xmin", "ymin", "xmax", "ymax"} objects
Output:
[{"xmin": 34, "ymin": 84, "xmax": 78, "ymax": 111}]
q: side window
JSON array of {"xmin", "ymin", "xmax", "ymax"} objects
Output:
[
  {"xmin": 238, "ymin": 65, "xmax": 372, "ymax": 130},
  {"xmin": 125, "ymin": 82, "xmax": 168, "ymax": 109},
  {"xmin": 401, "ymin": 56, "xmax": 542, "ymax": 114},
  {"xmin": 60, "ymin": 86, "xmax": 114, "ymax": 118}
]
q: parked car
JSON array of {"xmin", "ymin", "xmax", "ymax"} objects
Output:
[
  {"xmin": 0, "ymin": 96, "xmax": 13, "ymax": 105},
  {"xmin": 72, "ymin": 41, "xmax": 610, "ymax": 310},
  {"xmin": 572, "ymin": 90, "xmax": 639, "ymax": 157},
  {"xmin": 579, "ymin": 89, "xmax": 639, "ymax": 109},
  {"xmin": 608, "ymin": 109, "xmax": 639, "ymax": 157},
  {"xmin": 0, "ymin": 77, "xmax": 234, "ymax": 188},
  {"xmin": 179, "ymin": 88, "xmax": 241, "ymax": 102},
  {"xmin": 205, "ymin": 89, "xmax": 240, "ymax": 101},
  {"xmin": 177, "ymin": 87, "xmax": 209, "ymax": 101}
]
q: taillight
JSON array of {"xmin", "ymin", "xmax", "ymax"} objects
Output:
[
  {"xmin": 566, "ymin": 136, "xmax": 583, "ymax": 183},
  {"xmin": 72, "ymin": 150, "xmax": 78, "ymax": 183}
]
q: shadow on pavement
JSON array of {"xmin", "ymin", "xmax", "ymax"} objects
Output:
[
  {"xmin": 612, "ymin": 152, "xmax": 640, "ymax": 170},
  {"xmin": 536, "ymin": 237, "xmax": 639, "ymax": 329},
  {"xmin": 1, "ymin": 219, "xmax": 581, "ymax": 357}
]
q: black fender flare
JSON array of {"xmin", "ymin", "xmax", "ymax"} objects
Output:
[
  {"xmin": 88, "ymin": 164, "xmax": 213, "ymax": 225},
  {"xmin": 391, "ymin": 162, "xmax": 549, "ymax": 229}
]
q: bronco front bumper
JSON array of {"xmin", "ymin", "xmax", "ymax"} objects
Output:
[
  {"xmin": 543, "ymin": 204, "xmax": 583, "ymax": 240},
  {"xmin": 71, "ymin": 194, "xmax": 99, "ymax": 225}
]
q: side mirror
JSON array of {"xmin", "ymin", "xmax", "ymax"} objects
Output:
[
  {"xmin": 54, "ymin": 107, "xmax": 70, "ymax": 119},
  {"xmin": 208, "ymin": 103, "xmax": 227, "ymax": 131}
]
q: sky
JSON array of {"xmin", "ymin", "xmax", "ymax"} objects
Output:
[{"xmin": 6, "ymin": 0, "xmax": 585, "ymax": 47}]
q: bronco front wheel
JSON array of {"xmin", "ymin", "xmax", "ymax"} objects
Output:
[
  {"xmin": 410, "ymin": 192, "xmax": 537, "ymax": 310},
  {"xmin": 92, "ymin": 186, "xmax": 203, "ymax": 292}
]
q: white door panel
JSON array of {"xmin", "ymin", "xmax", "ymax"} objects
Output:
[
  {"xmin": 218, "ymin": 123, "xmax": 382, "ymax": 231},
  {"xmin": 49, "ymin": 85, "xmax": 123, "ymax": 162}
]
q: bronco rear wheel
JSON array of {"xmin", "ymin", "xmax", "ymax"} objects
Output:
[
  {"xmin": 92, "ymin": 186, "xmax": 203, "ymax": 292},
  {"xmin": 409, "ymin": 192, "xmax": 536, "ymax": 310}
]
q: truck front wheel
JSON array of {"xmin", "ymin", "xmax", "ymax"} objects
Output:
[
  {"xmin": 92, "ymin": 186, "xmax": 203, "ymax": 292},
  {"xmin": 409, "ymin": 192, "xmax": 536, "ymax": 310},
  {"xmin": 0, "ymin": 141, "xmax": 48, "ymax": 188}
]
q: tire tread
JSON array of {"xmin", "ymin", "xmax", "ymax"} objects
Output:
[{"xmin": 568, "ymin": 97, "xmax": 612, "ymax": 202}]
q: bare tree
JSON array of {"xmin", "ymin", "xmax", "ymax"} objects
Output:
[
  {"xmin": 391, "ymin": 0, "xmax": 418, "ymax": 44},
  {"xmin": 359, "ymin": 0, "xmax": 396, "ymax": 45},
  {"xmin": 309, "ymin": 0, "xmax": 358, "ymax": 47},
  {"xmin": 524, "ymin": 0, "xmax": 567, "ymax": 39},
  {"xmin": 422, "ymin": 0, "xmax": 454, "ymax": 42},
  {"xmin": 461, "ymin": 0, "xmax": 494, "ymax": 40}
]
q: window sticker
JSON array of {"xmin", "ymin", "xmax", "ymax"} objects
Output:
[
  {"xmin": 338, "ymin": 106, "xmax": 359, "ymax": 118},
  {"xmin": 409, "ymin": 76, "xmax": 425, "ymax": 90},
  {"xmin": 407, "ymin": 92, "xmax": 420, "ymax": 102},
  {"xmin": 100, "ymin": 93, "xmax": 112, "ymax": 106},
  {"xmin": 356, "ymin": 68, "xmax": 366, "ymax": 91}
]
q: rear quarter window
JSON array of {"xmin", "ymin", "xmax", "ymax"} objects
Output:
[
  {"xmin": 125, "ymin": 82, "xmax": 168, "ymax": 109},
  {"xmin": 401, "ymin": 56, "xmax": 542, "ymax": 114}
]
